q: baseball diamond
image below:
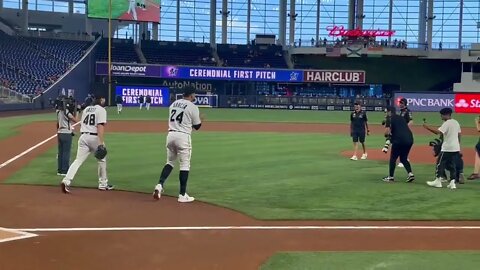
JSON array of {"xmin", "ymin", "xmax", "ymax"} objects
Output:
[{"xmin": 1, "ymin": 0, "xmax": 480, "ymax": 268}]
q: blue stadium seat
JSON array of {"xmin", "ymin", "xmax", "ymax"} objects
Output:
[
  {"xmin": 217, "ymin": 44, "xmax": 287, "ymax": 68},
  {"xmin": 141, "ymin": 41, "xmax": 215, "ymax": 66}
]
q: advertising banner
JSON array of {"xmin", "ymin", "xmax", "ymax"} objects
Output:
[
  {"xmin": 115, "ymin": 86, "xmax": 170, "ymax": 107},
  {"xmin": 175, "ymin": 94, "xmax": 218, "ymax": 107},
  {"xmin": 97, "ymin": 62, "xmax": 366, "ymax": 84},
  {"xmin": 454, "ymin": 93, "xmax": 480, "ymax": 114},
  {"xmin": 97, "ymin": 62, "xmax": 302, "ymax": 82},
  {"xmin": 303, "ymin": 70, "xmax": 366, "ymax": 84},
  {"xmin": 393, "ymin": 92, "xmax": 454, "ymax": 112},
  {"xmin": 97, "ymin": 63, "xmax": 162, "ymax": 77},
  {"xmin": 162, "ymin": 66, "xmax": 303, "ymax": 82}
]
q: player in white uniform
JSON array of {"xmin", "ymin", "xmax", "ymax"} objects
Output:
[
  {"xmin": 127, "ymin": 0, "xmax": 138, "ymax": 20},
  {"xmin": 153, "ymin": 87, "xmax": 202, "ymax": 203},
  {"xmin": 61, "ymin": 96, "xmax": 114, "ymax": 193}
]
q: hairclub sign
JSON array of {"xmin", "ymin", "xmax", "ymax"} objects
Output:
[
  {"xmin": 303, "ymin": 70, "xmax": 366, "ymax": 84},
  {"xmin": 327, "ymin": 25, "xmax": 395, "ymax": 38}
]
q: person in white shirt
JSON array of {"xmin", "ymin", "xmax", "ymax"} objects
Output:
[
  {"xmin": 61, "ymin": 96, "xmax": 114, "ymax": 193},
  {"xmin": 127, "ymin": 0, "xmax": 138, "ymax": 20},
  {"xmin": 423, "ymin": 108, "xmax": 461, "ymax": 189},
  {"xmin": 153, "ymin": 87, "xmax": 203, "ymax": 203}
]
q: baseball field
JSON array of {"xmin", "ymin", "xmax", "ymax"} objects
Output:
[{"xmin": 1, "ymin": 108, "xmax": 480, "ymax": 269}]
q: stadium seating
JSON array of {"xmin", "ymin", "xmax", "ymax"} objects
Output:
[
  {"xmin": 96, "ymin": 38, "xmax": 140, "ymax": 63},
  {"xmin": 0, "ymin": 31, "xmax": 93, "ymax": 95},
  {"xmin": 141, "ymin": 41, "xmax": 215, "ymax": 66},
  {"xmin": 217, "ymin": 44, "xmax": 288, "ymax": 68}
]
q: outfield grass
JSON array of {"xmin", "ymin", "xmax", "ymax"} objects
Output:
[
  {"xmin": 261, "ymin": 251, "xmax": 480, "ymax": 270},
  {"xmin": 6, "ymin": 132, "xmax": 480, "ymax": 220},
  {"xmin": 0, "ymin": 113, "xmax": 55, "ymax": 140},
  {"xmin": 105, "ymin": 107, "xmax": 479, "ymax": 128}
]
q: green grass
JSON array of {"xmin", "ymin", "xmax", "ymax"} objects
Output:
[
  {"xmin": 106, "ymin": 107, "xmax": 478, "ymax": 127},
  {"xmin": 6, "ymin": 132, "xmax": 480, "ymax": 220},
  {"xmin": 261, "ymin": 251, "xmax": 480, "ymax": 270},
  {"xmin": 0, "ymin": 113, "xmax": 54, "ymax": 140}
]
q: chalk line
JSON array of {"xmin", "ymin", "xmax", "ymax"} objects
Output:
[
  {"xmin": 12, "ymin": 225, "xmax": 480, "ymax": 233},
  {"xmin": 0, "ymin": 227, "xmax": 37, "ymax": 243}
]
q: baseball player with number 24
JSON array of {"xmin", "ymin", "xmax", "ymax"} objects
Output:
[{"xmin": 153, "ymin": 87, "xmax": 204, "ymax": 203}]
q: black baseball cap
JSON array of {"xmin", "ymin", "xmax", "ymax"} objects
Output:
[
  {"xmin": 182, "ymin": 86, "xmax": 196, "ymax": 98},
  {"xmin": 386, "ymin": 106, "xmax": 396, "ymax": 114},
  {"xmin": 440, "ymin": 108, "xmax": 453, "ymax": 115}
]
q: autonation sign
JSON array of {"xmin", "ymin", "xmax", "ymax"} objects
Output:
[{"xmin": 393, "ymin": 93, "xmax": 454, "ymax": 112}]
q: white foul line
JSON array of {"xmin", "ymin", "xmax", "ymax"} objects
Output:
[
  {"xmin": 0, "ymin": 123, "xmax": 80, "ymax": 169},
  {"xmin": 12, "ymin": 225, "xmax": 480, "ymax": 233},
  {"xmin": 0, "ymin": 227, "xmax": 37, "ymax": 243}
]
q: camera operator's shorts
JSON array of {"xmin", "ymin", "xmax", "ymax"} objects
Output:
[
  {"xmin": 476, "ymin": 142, "xmax": 480, "ymax": 156},
  {"xmin": 351, "ymin": 131, "xmax": 366, "ymax": 143}
]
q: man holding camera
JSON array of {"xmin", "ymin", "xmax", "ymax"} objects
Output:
[
  {"xmin": 424, "ymin": 108, "xmax": 461, "ymax": 189},
  {"xmin": 382, "ymin": 107, "xmax": 415, "ymax": 183},
  {"xmin": 56, "ymin": 97, "xmax": 78, "ymax": 176}
]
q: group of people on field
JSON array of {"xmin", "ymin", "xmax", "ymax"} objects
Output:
[{"xmin": 349, "ymin": 98, "xmax": 478, "ymax": 190}]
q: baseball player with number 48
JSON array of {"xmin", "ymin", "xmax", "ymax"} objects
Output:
[{"xmin": 61, "ymin": 95, "xmax": 113, "ymax": 193}]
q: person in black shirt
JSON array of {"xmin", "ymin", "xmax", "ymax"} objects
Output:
[
  {"xmin": 350, "ymin": 103, "xmax": 369, "ymax": 161},
  {"xmin": 139, "ymin": 95, "xmax": 145, "ymax": 110},
  {"xmin": 397, "ymin": 98, "xmax": 413, "ymax": 168},
  {"xmin": 115, "ymin": 95, "xmax": 123, "ymax": 114},
  {"xmin": 145, "ymin": 95, "xmax": 152, "ymax": 110},
  {"xmin": 383, "ymin": 106, "xmax": 415, "ymax": 182}
]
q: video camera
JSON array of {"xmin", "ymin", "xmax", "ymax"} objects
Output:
[{"xmin": 54, "ymin": 95, "xmax": 78, "ymax": 115}]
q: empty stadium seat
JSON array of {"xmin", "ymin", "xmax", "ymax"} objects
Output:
[
  {"xmin": 217, "ymin": 44, "xmax": 288, "ymax": 68},
  {"xmin": 141, "ymin": 41, "xmax": 215, "ymax": 66},
  {"xmin": 95, "ymin": 38, "xmax": 140, "ymax": 63}
]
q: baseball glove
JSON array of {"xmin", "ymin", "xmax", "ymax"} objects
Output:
[{"xmin": 95, "ymin": 145, "xmax": 107, "ymax": 160}]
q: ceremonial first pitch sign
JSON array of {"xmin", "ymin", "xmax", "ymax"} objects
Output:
[{"xmin": 116, "ymin": 86, "xmax": 170, "ymax": 107}]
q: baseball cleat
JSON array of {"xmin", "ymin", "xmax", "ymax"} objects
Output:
[
  {"xmin": 427, "ymin": 178, "xmax": 443, "ymax": 188},
  {"xmin": 61, "ymin": 182, "xmax": 71, "ymax": 194},
  {"xmin": 178, "ymin": 193, "xmax": 195, "ymax": 203},
  {"xmin": 350, "ymin": 155, "xmax": 358, "ymax": 161},
  {"xmin": 98, "ymin": 184, "xmax": 114, "ymax": 191},
  {"xmin": 459, "ymin": 173, "xmax": 465, "ymax": 184},
  {"xmin": 361, "ymin": 153, "xmax": 368, "ymax": 160},
  {"xmin": 447, "ymin": 180, "xmax": 457, "ymax": 190},
  {"xmin": 406, "ymin": 173, "xmax": 415, "ymax": 183},
  {"xmin": 57, "ymin": 173, "xmax": 67, "ymax": 177},
  {"xmin": 382, "ymin": 176, "xmax": 394, "ymax": 182},
  {"xmin": 382, "ymin": 147, "xmax": 388, "ymax": 153},
  {"xmin": 153, "ymin": 184, "xmax": 163, "ymax": 200}
]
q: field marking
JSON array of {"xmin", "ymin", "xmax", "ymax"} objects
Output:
[
  {"xmin": 0, "ymin": 227, "xmax": 37, "ymax": 243},
  {"xmin": 12, "ymin": 225, "xmax": 480, "ymax": 233},
  {"xmin": 0, "ymin": 123, "xmax": 80, "ymax": 169}
]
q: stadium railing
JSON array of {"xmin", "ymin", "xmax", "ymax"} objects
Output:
[{"xmin": 0, "ymin": 86, "xmax": 32, "ymax": 103}]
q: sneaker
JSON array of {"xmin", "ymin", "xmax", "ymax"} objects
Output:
[
  {"xmin": 441, "ymin": 178, "xmax": 448, "ymax": 183},
  {"xmin": 61, "ymin": 181, "xmax": 70, "ymax": 194},
  {"xmin": 382, "ymin": 176, "xmax": 394, "ymax": 182},
  {"xmin": 447, "ymin": 180, "xmax": 457, "ymax": 190},
  {"xmin": 406, "ymin": 173, "xmax": 415, "ymax": 183},
  {"xmin": 178, "ymin": 193, "xmax": 195, "ymax": 203},
  {"xmin": 459, "ymin": 173, "xmax": 465, "ymax": 184},
  {"xmin": 350, "ymin": 155, "xmax": 358, "ymax": 161},
  {"xmin": 153, "ymin": 184, "xmax": 163, "ymax": 200},
  {"xmin": 98, "ymin": 184, "xmax": 114, "ymax": 191},
  {"xmin": 382, "ymin": 147, "xmax": 388, "ymax": 153},
  {"xmin": 397, "ymin": 163, "xmax": 404, "ymax": 168},
  {"xmin": 361, "ymin": 153, "xmax": 368, "ymax": 160},
  {"xmin": 427, "ymin": 178, "xmax": 443, "ymax": 188},
  {"xmin": 57, "ymin": 173, "xmax": 67, "ymax": 176}
]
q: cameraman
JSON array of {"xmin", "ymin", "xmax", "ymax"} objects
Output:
[{"xmin": 56, "ymin": 98, "xmax": 78, "ymax": 176}]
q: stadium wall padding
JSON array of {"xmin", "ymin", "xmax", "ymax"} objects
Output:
[{"xmin": 294, "ymin": 55, "xmax": 461, "ymax": 91}]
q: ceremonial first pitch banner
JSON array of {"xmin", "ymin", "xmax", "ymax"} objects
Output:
[
  {"xmin": 96, "ymin": 62, "xmax": 366, "ymax": 84},
  {"xmin": 115, "ymin": 85, "xmax": 170, "ymax": 107}
]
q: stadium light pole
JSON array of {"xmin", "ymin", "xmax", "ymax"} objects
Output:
[{"xmin": 107, "ymin": 0, "xmax": 113, "ymax": 106}]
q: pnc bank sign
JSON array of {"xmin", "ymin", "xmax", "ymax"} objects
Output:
[{"xmin": 393, "ymin": 93, "xmax": 454, "ymax": 112}]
